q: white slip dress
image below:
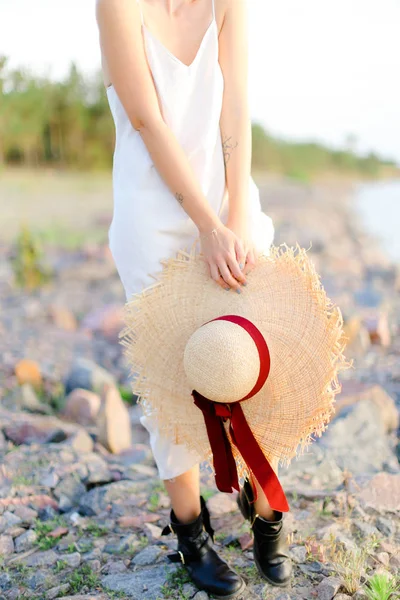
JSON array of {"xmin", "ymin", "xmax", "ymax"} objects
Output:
[{"xmin": 106, "ymin": 0, "xmax": 275, "ymax": 480}]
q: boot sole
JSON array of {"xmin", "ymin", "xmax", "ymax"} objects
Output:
[
  {"xmin": 209, "ymin": 576, "xmax": 247, "ymax": 600},
  {"xmin": 236, "ymin": 493, "xmax": 292, "ymax": 589}
]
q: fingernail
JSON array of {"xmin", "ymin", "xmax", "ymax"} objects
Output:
[
  {"xmin": 242, "ymin": 282, "xmax": 247, "ymax": 287},
  {"xmin": 225, "ymin": 287, "xmax": 230, "ymax": 291},
  {"xmin": 236, "ymin": 288, "xmax": 241, "ymax": 294},
  {"xmin": 239, "ymin": 263, "xmax": 244, "ymax": 270}
]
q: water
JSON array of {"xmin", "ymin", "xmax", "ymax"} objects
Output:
[{"xmin": 354, "ymin": 179, "xmax": 400, "ymax": 265}]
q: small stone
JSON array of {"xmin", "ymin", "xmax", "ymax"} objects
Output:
[
  {"xmin": 14, "ymin": 529, "xmax": 38, "ymax": 552},
  {"xmin": 62, "ymin": 389, "xmax": 101, "ymax": 426},
  {"xmin": 26, "ymin": 570, "xmax": 48, "ymax": 590},
  {"xmin": 353, "ymin": 520, "xmax": 380, "ymax": 540},
  {"xmin": 363, "ymin": 310, "xmax": 391, "ymax": 346},
  {"xmin": 104, "ymin": 533, "xmax": 137, "ymax": 554},
  {"xmin": 144, "ymin": 523, "xmax": 162, "ymax": 539},
  {"xmin": 206, "ymin": 492, "xmax": 238, "ymax": 516},
  {"xmin": 0, "ymin": 573, "xmax": 12, "ymax": 591},
  {"xmin": 131, "ymin": 545, "xmax": 162, "ymax": 566},
  {"xmin": 315, "ymin": 576, "xmax": 342, "ymax": 600},
  {"xmin": 54, "ymin": 475, "xmax": 86, "ymax": 507},
  {"xmin": 48, "ymin": 304, "xmax": 77, "ymax": 331},
  {"xmin": 117, "ymin": 513, "xmax": 161, "ymax": 528},
  {"xmin": 376, "ymin": 516, "xmax": 396, "ymax": 537},
  {"xmin": 23, "ymin": 549, "xmax": 59, "ymax": 567},
  {"xmin": 97, "ymin": 384, "xmax": 132, "ymax": 454},
  {"xmin": 352, "ymin": 591, "xmax": 368, "ymax": 600},
  {"xmin": 14, "ymin": 359, "xmax": 42, "ymax": 388},
  {"xmin": 2, "ymin": 511, "xmax": 22, "ymax": 528},
  {"xmin": 46, "ymin": 583, "xmax": 71, "ymax": 599},
  {"xmin": 39, "ymin": 471, "xmax": 60, "ymax": 488},
  {"xmin": 12, "ymin": 505, "xmax": 38, "ymax": 524},
  {"xmin": 0, "ymin": 534, "xmax": 14, "ymax": 556},
  {"xmin": 7, "ymin": 526, "xmax": 25, "ymax": 538},
  {"xmin": 299, "ymin": 561, "xmax": 323, "ymax": 575},
  {"xmin": 20, "ymin": 383, "xmax": 52, "ymax": 414},
  {"xmin": 289, "ymin": 544, "xmax": 307, "ymax": 563},
  {"xmin": 334, "ymin": 596, "xmax": 352, "ymax": 600},
  {"xmin": 375, "ymin": 552, "xmax": 390, "ymax": 566},
  {"xmin": 239, "ymin": 532, "xmax": 253, "ymax": 551},
  {"xmin": 182, "ymin": 583, "xmax": 198, "ymax": 597},
  {"xmin": 63, "ymin": 552, "xmax": 81, "ymax": 568},
  {"xmin": 64, "ymin": 429, "xmax": 94, "ymax": 453},
  {"xmin": 64, "ymin": 357, "xmax": 116, "ymax": 395},
  {"xmin": 193, "ymin": 592, "xmax": 209, "ymax": 600},
  {"xmin": 86, "ymin": 559, "xmax": 101, "ymax": 572}
]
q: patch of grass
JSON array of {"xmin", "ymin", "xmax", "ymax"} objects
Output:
[
  {"xmin": 327, "ymin": 540, "xmax": 370, "ymax": 594},
  {"xmin": 160, "ymin": 567, "xmax": 192, "ymax": 599},
  {"xmin": 10, "ymin": 224, "xmax": 53, "ymax": 290},
  {"xmin": 365, "ymin": 573, "xmax": 400, "ymax": 600},
  {"xmin": 148, "ymin": 492, "xmax": 160, "ymax": 512},
  {"xmin": 77, "ymin": 540, "xmax": 94, "ymax": 553},
  {"xmin": 118, "ymin": 385, "xmax": 135, "ymax": 405},
  {"xmin": 103, "ymin": 590, "xmax": 129, "ymax": 599},
  {"xmin": 55, "ymin": 560, "xmax": 68, "ymax": 573},
  {"xmin": 66, "ymin": 542, "xmax": 76, "ymax": 553},
  {"xmin": 67, "ymin": 564, "xmax": 99, "ymax": 594},
  {"xmin": 83, "ymin": 522, "xmax": 108, "ymax": 537},
  {"xmin": 33, "ymin": 516, "xmax": 68, "ymax": 550}
]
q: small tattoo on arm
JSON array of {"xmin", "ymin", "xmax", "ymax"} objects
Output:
[
  {"xmin": 175, "ymin": 192, "xmax": 184, "ymax": 205},
  {"xmin": 222, "ymin": 132, "xmax": 238, "ymax": 166}
]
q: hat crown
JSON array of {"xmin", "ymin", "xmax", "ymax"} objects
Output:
[{"xmin": 183, "ymin": 319, "xmax": 260, "ymax": 403}]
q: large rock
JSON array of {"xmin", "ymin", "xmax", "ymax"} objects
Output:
[
  {"xmin": 355, "ymin": 473, "xmax": 400, "ymax": 513},
  {"xmin": 64, "ymin": 358, "xmax": 116, "ymax": 395},
  {"xmin": 317, "ymin": 395, "xmax": 399, "ymax": 475},
  {"xmin": 334, "ymin": 383, "xmax": 399, "ymax": 432},
  {"xmin": 79, "ymin": 480, "xmax": 148, "ymax": 516},
  {"xmin": 97, "ymin": 384, "xmax": 132, "ymax": 454},
  {"xmin": 101, "ymin": 564, "xmax": 178, "ymax": 600},
  {"xmin": 62, "ymin": 388, "xmax": 101, "ymax": 426}
]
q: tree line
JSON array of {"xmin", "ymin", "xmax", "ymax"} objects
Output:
[{"xmin": 0, "ymin": 57, "xmax": 397, "ymax": 178}]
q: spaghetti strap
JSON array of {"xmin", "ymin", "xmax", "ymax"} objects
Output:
[
  {"xmin": 211, "ymin": 0, "xmax": 215, "ymax": 21},
  {"xmin": 136, "ymin": 0, "xmax": 144, "ymax": 26}
]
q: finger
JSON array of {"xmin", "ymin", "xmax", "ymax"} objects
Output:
[
  {"xmin": 235, "ymin": 240, "xmax": 247, "ymax": 272},
  {"xmin": 210, "ymin": 262, "xmax": 229, "ymax": 290},
  {"xmin": 218, "ymin": 259, "xmax": 242, "ymax": 290},
  {"xmin": 226, "ymin": 252, "xmax": 247, "ymax": 285},
  {"xmin": 245, "ymin": 249, "xmax": 256, "ymax": 273}
]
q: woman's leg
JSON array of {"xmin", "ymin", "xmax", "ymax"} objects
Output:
[
  {"xmin": 163, "ymin": 464, "xmax": 201, "ymax": 523},
  {"xmin": 253, "ymin": 476, "xmax": 276, "ymax": 520}
]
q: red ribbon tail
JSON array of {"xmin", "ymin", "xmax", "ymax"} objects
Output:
[
  {"xmin": 193, "ymin": 392, "xmax": 239, "ymax": 493},
  {"xmin": 230, "ymin": 403, "xmax": 289, "ymax": 513}
]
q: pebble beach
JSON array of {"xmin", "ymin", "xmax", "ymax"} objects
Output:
[{"xmin": 0, "ymin": 174, "xmax": 399, "ymax": 599}]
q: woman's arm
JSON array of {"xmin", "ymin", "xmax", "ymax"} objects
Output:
[
  {"xmin": 218, "ymin": 0, "xmax": 256, "ymax": 272},
  {"xmin": 96, "ymin": 0, "xmax": 246, "ymax": 290}
]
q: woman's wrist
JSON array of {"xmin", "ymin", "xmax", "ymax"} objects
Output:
[{"xmin": 196, "ymin": 213, "xmax": 222, "ymax": 237}]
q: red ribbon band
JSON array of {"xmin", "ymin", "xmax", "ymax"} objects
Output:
[{"xmin": 192, "ymin": 315, "xmax": 289, "ymax": 513}]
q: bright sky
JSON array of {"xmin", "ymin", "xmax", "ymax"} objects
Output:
[{"xmin": 1, "ymin": 0, "xmax": 399, "ymax": 162}]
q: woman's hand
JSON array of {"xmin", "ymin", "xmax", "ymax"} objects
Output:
[
  {"xmin": 226, "ymin": 214, "xmax": 257, "ymax": 276},
  {"xmin": 200, "ymin": 223, "xmax": 247, "ymax": 292}
]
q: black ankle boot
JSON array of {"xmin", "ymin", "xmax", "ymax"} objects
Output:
[
  {"xmin": 162, "ymin": 496, "xmax": 246, "ymax": 599},
  {"xmin": 237, "ymin": 478, "xmax": 292, "ymax": 587}
]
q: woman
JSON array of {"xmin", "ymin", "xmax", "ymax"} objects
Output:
[{"xmin": 96, "ymin": 0, "xmax": 292, "ymax": 596}]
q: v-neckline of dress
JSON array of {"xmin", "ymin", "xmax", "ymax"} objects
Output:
[{"xmin": 142, "ymin": 17, "xmax": 216, "ymax": 69}]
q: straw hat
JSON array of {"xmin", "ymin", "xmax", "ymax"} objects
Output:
[{"xmin": 119, "ymin": 243, "xmax": 352, "ymax": 511}]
